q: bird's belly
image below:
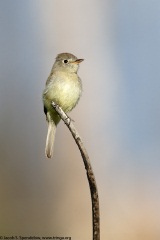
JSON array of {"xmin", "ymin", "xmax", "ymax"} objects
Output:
[{"xmin": 44, "ymin": 80, "xmax": 81, "ymax": 113}]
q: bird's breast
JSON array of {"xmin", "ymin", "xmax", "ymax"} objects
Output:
[{"xmin": 43, "ymin": 72, "xmax": 82, "ymax": 113}]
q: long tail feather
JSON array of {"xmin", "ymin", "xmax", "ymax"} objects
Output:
[{"xmin": 45, "ymin": 120, "xmax": 56, "ymax": 158}]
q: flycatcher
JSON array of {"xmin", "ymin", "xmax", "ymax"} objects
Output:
[{"xmin": 43, "ymin": 53, "xmax": 84, "ymax": 158}]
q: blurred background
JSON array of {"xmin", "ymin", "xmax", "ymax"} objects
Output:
[{"xmin": 0, "ymin": 0, "xmax": 160, "ymax": 239}]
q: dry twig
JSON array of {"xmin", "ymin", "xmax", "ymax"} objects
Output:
[{"xmin": 51, "ymin": 101, "xmax": 100, "ymax": 240}]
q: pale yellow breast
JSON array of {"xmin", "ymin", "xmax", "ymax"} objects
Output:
[{"xmin": 43, "ymin": 71, "xmax": 82, "ymax": 113}]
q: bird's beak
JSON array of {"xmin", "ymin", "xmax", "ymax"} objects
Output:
[{"xmin": 72, "ymin": 59, "xmax": 84, "ymax": 64}]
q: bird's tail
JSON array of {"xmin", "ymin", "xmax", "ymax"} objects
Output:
[{"xmin": 45, "ymin": 119, "xmax": 56, "ymax": 159}]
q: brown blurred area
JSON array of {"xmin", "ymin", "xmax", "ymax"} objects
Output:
[{"xmin": 0, "ymin": 1, "xmax": 160, "ymax": 239}]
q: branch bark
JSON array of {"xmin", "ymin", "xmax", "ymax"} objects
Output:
[{"xmin": 51, "ymin": 101, "xmax": 100, "ymax": 240}]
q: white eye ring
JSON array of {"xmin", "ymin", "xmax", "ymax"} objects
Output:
[{"xmin": 63, "ymin": 59, "xmax": 69, "ymax": 64}]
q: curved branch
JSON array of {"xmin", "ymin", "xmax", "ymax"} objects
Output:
[{"xmin": 51, "ymin": 101, "xmax": 100, "ymax": 240}]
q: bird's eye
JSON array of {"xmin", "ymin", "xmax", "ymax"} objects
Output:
[{"xmin": 63, "ymin": 59, "xmax": 68, "ymax": 64}]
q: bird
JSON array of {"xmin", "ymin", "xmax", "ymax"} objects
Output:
[{"xmin": 43, "ymin": 53, "xmax": 84, "ymax": 158}]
